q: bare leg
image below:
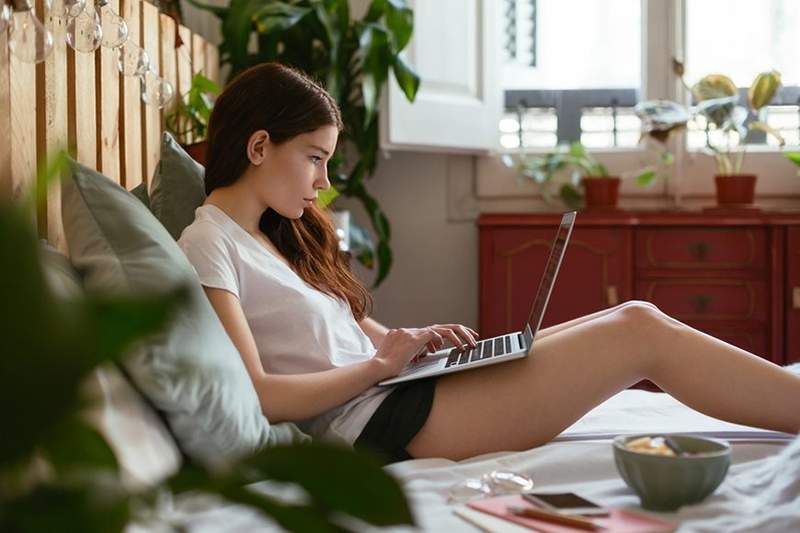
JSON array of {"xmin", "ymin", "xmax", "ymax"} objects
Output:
[{"xmin": 407, "ymin": 302, "xmax": 800, "ymax": 461}]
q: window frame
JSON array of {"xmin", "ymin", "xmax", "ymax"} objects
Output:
[{"xmin": 482, "ymin": 0, "xmax": 798, "ymax": 201}]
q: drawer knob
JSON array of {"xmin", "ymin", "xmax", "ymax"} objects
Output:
[
  {"xmin": 687, "ymin": 241, "xmax": 711, "ymax": 260},
  {"xmin": 689, "ymin": 294, "xmax": 714, "ymax": 313}
]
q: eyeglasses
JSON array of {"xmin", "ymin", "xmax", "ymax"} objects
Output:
[{"xmin": 447, "ymin": 469, "xmax": 534, "ymax": 504}]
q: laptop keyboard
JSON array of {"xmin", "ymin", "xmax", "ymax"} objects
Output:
[{"xmin": 444, "ymin": 334, "xmax": 519, "ymax": 368}]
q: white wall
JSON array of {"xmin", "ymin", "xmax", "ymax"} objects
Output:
[{"xmin": 339, "ymin": 152, "xmax": 480, "ymax": 329}]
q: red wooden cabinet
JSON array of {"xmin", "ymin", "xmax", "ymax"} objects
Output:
[
  {"xmin": 787, "ymin": 227, "xmax": 800, "ymax": 364},
  {"xmin": 479, "ymin": 211, "xmax": 800, "ymax": 366}
]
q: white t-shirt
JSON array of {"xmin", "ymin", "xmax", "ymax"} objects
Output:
[{"xmin": 178, "ymin": 204, "xmax": 391, "ymax": 444}]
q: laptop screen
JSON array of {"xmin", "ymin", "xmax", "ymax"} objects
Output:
[{"xmin": 522, "ymin": 211, "xmax": 576, "ymax": 343}]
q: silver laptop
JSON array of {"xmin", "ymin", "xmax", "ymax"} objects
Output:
[{"xmin": 379, "ymin": 211, "xmax": 576, "ymax": 386}]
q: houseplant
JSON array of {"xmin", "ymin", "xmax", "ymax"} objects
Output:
[
  {"xmin": 640, "ymin": 63, "xmax": 784, "ymax": 207},
  {"xmin": 0, "ymin": 154, "xmax": 413, "ymax": 532},
  {"xmin": 502, "ymin": 142, "xmax": 616, "ymax": 210},
  {"xmin": 188, "ymin": 0, "xmax": 421, "ymax": 287},
  {"xmin": 501, "ymin": 141, "xmax": 673, "ymax": 210},
  {"xmin": 164, "ymin": 72, "xmax": 221, "ymax": 165}
]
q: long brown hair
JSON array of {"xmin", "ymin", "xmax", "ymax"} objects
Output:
[{"xmin": 205, "ymin": 63, "xmax": 372, "ymax": 319}]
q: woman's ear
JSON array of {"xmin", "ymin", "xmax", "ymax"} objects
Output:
[{"xmin": 247, "ymin": 130, "xmax": 270, "ymax": 165}]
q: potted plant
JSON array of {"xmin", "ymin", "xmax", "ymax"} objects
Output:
[
  {"xmin": 501, "ymin": 141, "xmax": 673, "ymax": 210},
  {"xmin": 165, "ymin": 72, "xmax": 222, "ymax": 165},
  {"xmin": 188, "ymin": 0, "xmax": 420, "ymax": 287},
  {"xmin": 640, "ymin": 63, "xmax": 784, "ymax": 207}
]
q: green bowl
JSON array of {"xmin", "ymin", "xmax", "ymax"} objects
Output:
[{"xmin": 613, "ymin": 434, "xmax": 731, "ymax": 511}]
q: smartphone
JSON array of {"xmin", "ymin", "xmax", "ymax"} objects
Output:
[{"xmin": 523, "ymin": 492, "xmax": 609, "ymax": 517}]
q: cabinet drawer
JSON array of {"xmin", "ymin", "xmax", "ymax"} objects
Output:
[
  {"xmin": 637, "ymin": 280, "xmax": 767, "ymax": 321},
  {"xmin": 635, "ymin": 228, "xmax": 767, "ymax": 270}
]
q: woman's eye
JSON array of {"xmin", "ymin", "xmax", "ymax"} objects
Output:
[{"xmin": 309, "ymin": 156, "xmax": 323, "ymax": 166}]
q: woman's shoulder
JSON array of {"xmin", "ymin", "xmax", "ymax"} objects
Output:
[{"xmin": 178, "ymin": 206, "xmax": 232, "ymax": 246}]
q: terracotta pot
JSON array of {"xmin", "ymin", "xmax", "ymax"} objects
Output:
[
  {"xmin": 581, "ymin": 176, "xmax": 620, "ymax": 210},
  {"xmin": 182, "ymin": 140, "xmax": 208, "ymax": 166},
  {"xmin": 714, "ymin": 174, "xmax": 756, "ymax": 206}
]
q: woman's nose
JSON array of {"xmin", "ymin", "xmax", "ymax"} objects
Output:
[{"xmin": 316, "ymin": 167, "xmax": 331, "ymax": 190}]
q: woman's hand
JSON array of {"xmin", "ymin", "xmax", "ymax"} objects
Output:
[
  {"xmin": 420, "ymin": 323, "xmax": 479, "ymax": 354},
  {"xmin": 370, "ymin": 324, "xmax": 480, "ymax": 380},
  {"xmin": 371, "ymin": 327, "xmax": 445, "ymax": 380}
]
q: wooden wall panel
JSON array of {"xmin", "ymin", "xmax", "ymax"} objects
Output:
[
  {"xmin": 98, "ymin": 0, "xmax": 122, "ymax": 184},
  {"xmin": 141, "ymin": 0, "xmax": 161, "ymax": 181},
  {"xmin": 0, "ymin": 25, "xmax": 10, "ymax": 198},
  {"xmin": 9, "ymin": 40, "xmax": 37, "ymax": 215},
  {"xmin": 176, "ymin": 25, "xmax": 192, "ymax": 144},
  {"xmin": 192, "ymin": 33, "xmax": 205, "ymax": 78},
  {"xmin": 205, "ymin": 40, "xmax": 220, "ymax": 86},
  {"xmin": 41, "ymin": 4, "xmax": 69, "ymax": 251},
  {"xmin": 69, "ymin": 48, "xmax": 97, "ymax": 169},
  {"xmin": 120, "ymin": 0, "xmax": 143, "ymax": 189},
  {"xmin": 1, "ymin": 2, "xmax": 219, "ymax": 239},
  {"xmin": 159, "ymin": 14, "xmax": 177, "ymax": 132}
]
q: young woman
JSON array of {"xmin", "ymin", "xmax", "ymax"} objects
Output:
[{"xmin": 178, "ymin": 62, "xmax": 800, "ymax": 464}]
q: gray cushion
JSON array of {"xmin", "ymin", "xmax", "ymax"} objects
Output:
[
  {"xmin": 39, "ymin": 241, "xmax": 82, "ymax": 299},
  {"xmin": 129, "ymin": 182, "xmax": 151, "ymax": 210},
  {"xmin": 60, "ymin": 159, "xmax": 278, "ymax": 467},
  {"xmin": 150, "ymin": 132, "xmax": 206, "ymax": 240}
]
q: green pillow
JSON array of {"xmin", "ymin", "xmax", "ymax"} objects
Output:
[
  {"xmin": 129, "ymin": 182, "xmax": 151, "ymax": 210},
  {"xmin": 60, "ymin": 159, "xmax": 285, "ymax": 467},
  {"xmin": 149, "ymin": 132, "xmax": 206, "ymax": 240}
]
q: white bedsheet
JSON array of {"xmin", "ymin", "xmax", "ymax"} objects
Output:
[{"xmin": 156, "ymin": 384, "xmax": 798, "ymax": 532}]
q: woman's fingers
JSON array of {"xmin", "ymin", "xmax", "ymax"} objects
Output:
[{"xmin": 432, "ymin": 324, "xmax": 478, "ymax": 348}]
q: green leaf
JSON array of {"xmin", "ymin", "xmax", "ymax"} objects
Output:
[
  {"xmin": 636, "ymin": 170, "xmax": 657, "ymax": 186},
  {"xmin": 0, "ymin": 484, "xmax": 130, "ymax": 533},
  {"xmin": 190, "ymin": 73, "xmax": 222, "ymax": 95},
  {"xmin": 559, "ymin": 184, "xmax": 583, "ymax": 210},
  {"xmin": 785, "ymin": 152, "xmax": 800, "ymax": 166},
  {"xmin": 242, "ymin": 443, "xmax": 413, "ymax": 527},
  {"xmin": 316, "ymin": 186, "xmax": 340, "ymax": 208},
  {"xmin": 358, "ymin": 24, "xmax": 391, "ymax": 127},
  {"xmin": 43, "ymin": 417, "xmax": 119, "ymax": 478},
  {"xmin": 391, "ymin": 56, "xmax": 419, "ymax": 102},
  {"xmin": 384, "ymin": 3, "xmax": 413, "ymax": 50}
]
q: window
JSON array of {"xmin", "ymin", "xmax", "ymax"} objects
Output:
[
  {"xmin": 501, "ymin": 0, "xmax": 642, "ymax": 148},
  {"xmin": 685, "ymin": 0, "xmax": 800, "ymax": 150}
]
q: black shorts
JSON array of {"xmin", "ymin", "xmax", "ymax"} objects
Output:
[{"xmin": 353, "ymin": 377, "xmax": 437, "ymax": 465}]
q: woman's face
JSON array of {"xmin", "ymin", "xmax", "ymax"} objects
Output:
[{"xmin": 247, "ymin": 125, "xmax": 338, "ymax": 219}]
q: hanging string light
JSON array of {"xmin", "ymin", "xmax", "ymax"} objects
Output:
[
  {"xmin": 1, "ymin": 0, "xmax": 173, "ymax": 109},
  {"xmin": 7, "ymin": 0, "xmax": 53, "ymax": 63}
]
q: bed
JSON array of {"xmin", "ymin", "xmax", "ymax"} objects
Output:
[{"xmin": 151, "ymin": 378, "xmax": 799, "ymax": 532}]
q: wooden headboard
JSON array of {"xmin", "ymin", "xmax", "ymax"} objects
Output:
[{"xmin": 0, "ymin": 0, "xmax": 220, "ymax": 251}]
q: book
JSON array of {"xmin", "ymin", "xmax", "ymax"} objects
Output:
[{"xmin": 466, "ymin": 495, "xmax": 675, "ymax": 533}]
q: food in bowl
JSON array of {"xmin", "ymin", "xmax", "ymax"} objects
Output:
[{"xmin": 624, "ymin": 435, "xmax": 696, "ymax": 457}]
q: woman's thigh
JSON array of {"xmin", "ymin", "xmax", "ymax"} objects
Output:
[{"xmin": 406, "ymin": 304, "xmax": 661, "ymax": 460}]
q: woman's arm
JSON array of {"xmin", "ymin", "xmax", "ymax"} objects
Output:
[
  {"xmin": 359, "ymin": 317, "xmax": 389, "ymax": 348},
  {"xmin": 203, "ymin": 288, "xmax": 442, "ymax": 423}
]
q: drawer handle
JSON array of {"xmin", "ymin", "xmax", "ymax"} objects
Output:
[
  {"xmin": 687, "ymin": 241, "xmax": 711, "ymax": 261},
  {"xmin": 689, "ymin": 294, "xmax": 715, "ymax": 313},
  {"xmin": 606, "ymin": 285, "xmax": 618, "ymax": 307},
  {"xmin": 794, "ymin": 287, "xmax": 800, "ymax": 309}
]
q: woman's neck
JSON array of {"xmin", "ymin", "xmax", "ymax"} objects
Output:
[{"xmin": 205, "ymin": 185, "xmax": 266, "ymax": 234}]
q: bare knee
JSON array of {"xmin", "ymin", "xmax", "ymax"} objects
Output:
[
  {"xmin": 614, "ymin": 299, "xmax": 660, "ymax": 313},
  {"xmin": 608, "ymin": 301, "xmax": 671, "ymax": 370}
]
